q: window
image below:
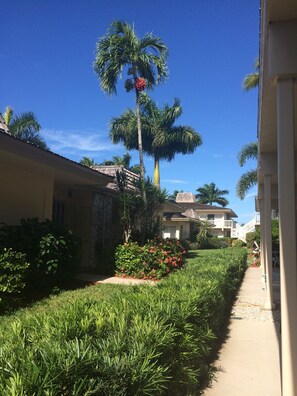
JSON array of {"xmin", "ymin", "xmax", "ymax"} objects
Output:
[
  {"xmin": 207, "ymin": 214, "xmax": 214, "ymax": 220},
  {"xmin": 163, "ymin": 226, "xmax": 176, "ymax": 239},
  {"xmin": 52, "ymin": 198, "xmax": 65, "ymax": 224}
]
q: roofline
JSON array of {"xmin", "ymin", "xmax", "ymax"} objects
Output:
[{"xmin": 0, "ymin": 131, "xmax": 113, "ymax": 184}]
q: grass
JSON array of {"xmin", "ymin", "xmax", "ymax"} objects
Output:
[{"xmin": 0, "ymin": 248, "xmax": 247, "ymax": 395}]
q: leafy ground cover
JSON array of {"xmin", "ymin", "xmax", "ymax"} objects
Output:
[{"xmin": 0, "ymin": 248, "xmax": 247, "ymax": 395}]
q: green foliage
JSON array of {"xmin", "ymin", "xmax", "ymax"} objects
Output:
[
  {"xmin": 196, "ymin": 182, "xmax": 229, "ymax": 207},
  {"xmin": 0, "ymin": 249, "xmax": 29, "ymax": 309},
  {"xmin": 0, "ymin": 248, "xmax": 247, "ymax": 395},
  {"xmin": 115, "ymin": 238, "xmax": 188, "ymax": 279},
  {"xmin": 0, "ymin": 218, "xmax": 80, "ymax": 290},
  {"xmin": 196, "ymin": 220, "xmax": 215, "ymax": 249},
  {"xmin": 110, "ymin": 93, "xmax": 202, "ymax": 187},
  {"xmin": 271, "ymin": 219, "xmax": 279, "ymax": 251},
  {"xmin": 116, "ymin": 172, "xmax": 166, "ymax": 243},
  {"xmin": 3, "ymin": 106, "xmax": 48, "ymax": 149},
  {"xmin": 232, "ymin": 239, "xmax": 246, "ymax": 248}
]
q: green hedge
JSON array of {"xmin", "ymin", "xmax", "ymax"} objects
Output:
[{"xmin": 0, "ymin": 248, "xmax": 247, "ymax": 395}]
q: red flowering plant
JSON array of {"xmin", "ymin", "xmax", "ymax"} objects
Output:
[{"xmin": 115, "ymin": 238, "xmax": 188, "ymax": 280}]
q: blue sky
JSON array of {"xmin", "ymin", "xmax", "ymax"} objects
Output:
[{"xmin": 1, "ymin": 0, "xmax": 259, "ymax": 224}]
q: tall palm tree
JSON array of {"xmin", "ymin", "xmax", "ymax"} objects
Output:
[
  {"xmin": 110, "ymin": 94, "xmax": 202, "ymax": 188},
  {"xmin": 196, "ymin": 182, "xmax": 229, "ymax": 207},
  {"xmin": 236, "ymin": 142, "xmax": 258, "ymax": 199},
  {"xmin": 243, "ymin": 59, "xmax": 259, "ymax": 91},
  {"xmin": 3, "ymin": 106, "xmax": 48, "ymax": 149},
  {"xmin": 93, "ymin": 21, "xmax": 168, "ymax": 182}
]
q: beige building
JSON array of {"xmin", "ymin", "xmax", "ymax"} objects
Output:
[
  {"xmin": 176, "ymin": 192, "xmax": 238, "ymax": 238},
  {"xmin": 257, "ymin": 1, "xmax": 297, "ymax": 394},
  {"xmin": 0, "ymin": 130, "xmax": 120, "ymax": 268}
]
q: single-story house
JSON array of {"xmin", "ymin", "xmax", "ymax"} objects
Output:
[
  {"xmin": 257, "ymin": 1, "xmax": 297, "ymax": 393},
  {"xmin": 0, "ymin": 128, "xmax": 121, "ymax": 268}
]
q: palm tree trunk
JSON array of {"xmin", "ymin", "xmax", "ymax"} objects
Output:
[
  {"xmin": 154, "ymin": 155, "xmax": 160, "ymax": 189},
  {"xmin": 135, "ymin": 90, "xmax": 145, "ymax": 182}
]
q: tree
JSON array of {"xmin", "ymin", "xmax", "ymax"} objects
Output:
[
  {"xmin": 196, "ymin": 182, "xmax": 229, "ymax": 207},
  {"xmin": 168, "ymin": 190, "xmax": 184, "ymax": 200},
  {"xmin": 243, "ymin": 59, "xmax": 259, "ymax": 91},
  {"xmin": 236, "ymin": 142, "xmax": 258, "ymax": 199},
  {"xmin": 98, "ymin": 153, "xmax": 141, "ymax": 174},
  {"xmin": 236, "ymin": 59, "xmax": 260, "ymax": 199},
  {"xmin": 3, "ymin": 106, "xmax": 48, "ymax": 149},
  {"xmin": 94, "ymin": 21, "xmax": 168, "ymax": 183},
  {"xmin": 115, "ymin": 171, "xmax": 167, "ymax": 243},
  {"xmin": 110, "ymin": 94, "xmax": 202, "ymax": 188},
  {"xmin": 80, "ymin": 157, "xmax": 97, "ymax": 167},
  {"xmin": 100, "ymin": 153, "xmax": 132, "ymax": 168},
  {"xmin": 196, "ymin": 220, "xmax": 215, "ymax": 249}
]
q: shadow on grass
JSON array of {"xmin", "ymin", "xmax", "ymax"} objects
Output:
[{"xmin": 0, "ymin": 277, "xmax": 91, "ymax": 316}]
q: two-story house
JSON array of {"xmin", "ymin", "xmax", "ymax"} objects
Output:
[{"xmin": 175, "ymin": 192, "xmax": 238, "ymax": 239}]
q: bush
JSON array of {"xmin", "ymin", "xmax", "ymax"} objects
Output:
[
  {"xmin": 0, "ymin": 248, "xmax": 247, "ymax": 395},
  {"xmin": 232, "ymin": 239, "xmax": 246, "ymax": 248},
  {"xmin": 0, "ymin": 248, "xmax": 30, "ymax": 311},
  {"xmin": 220, "ymin": 237, "xmax": 233, "ymax": 247},
  {"xmin": 0, "ymin": 218, "xmax": 80, "ymax": 290},
  {"xmin": 209, "ymin": 236, "xmax": 229, "ymax": 249},
  {"xmin": 115, "ymin": 238, "xmax": 188, "ymax": 279}
]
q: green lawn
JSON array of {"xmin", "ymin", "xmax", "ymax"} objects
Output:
[{"xmin": 0, "ymin": 248, "xmax": 247, "ymax": 395}]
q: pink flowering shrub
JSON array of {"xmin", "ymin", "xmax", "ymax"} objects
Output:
[{"xmin": 115, "ymin": 238, "xmax": 188, "ymax": 280}]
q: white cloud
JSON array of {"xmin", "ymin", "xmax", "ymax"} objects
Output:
[
  {"xmin": 245, "ymin": 191, "xmax": 257, "ymax": 199},
  {"xmin": 42, "ymin": 128, "xmax": 119, "ymax": 154},
  {"xmin": 163, "ymin": 179, "xmax": 189, "ymax": 184}
]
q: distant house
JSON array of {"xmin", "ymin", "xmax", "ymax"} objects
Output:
[
  {"xmin": 173, "ymin": 192, "xmax": 238, "ymax": 239},
  {"xmin": 0, "ymin": 130, "xmax": 119, "ymax": 268},
  {"xmin": 161, "ymin": 200, "xmax": 200, "ymax": 240}
]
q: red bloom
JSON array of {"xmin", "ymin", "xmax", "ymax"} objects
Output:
[{"xmin": 134, "ymin": 77, "xmax": 146, "ymax": 91}]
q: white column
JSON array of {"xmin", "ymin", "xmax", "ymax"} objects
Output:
[
  {"xmin": 259, "ymin": 198, "xmax": 267, "ymax": 286},
  {"xmin": 263, "ymin": 175, "xmax": 274, "ymax": 309},
  {"xmin": 277, "ymin": 78, "xmax": 297, "ymax": 396}
]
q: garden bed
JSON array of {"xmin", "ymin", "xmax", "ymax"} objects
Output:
[{"xmin": 0, "ymin": 248, "xmax": 247, "ymax": 395}]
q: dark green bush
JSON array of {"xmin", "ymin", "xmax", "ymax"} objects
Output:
[
  {"xmin": 220, "ymin": 237, "xmax": 233, "ymax": 247},
  {"xmin": 115, "ymin": 238, "xmax": 188, "ymax": 279},
  {"xmin": 0, "ymin": 248, "xmax": 29, "ymax": 311},
  {"xmin": 0, "ymin": 218, "xmax": 80, "ymax": 290},
  {"xmin": 0, "ymin": 248, "xmax": 247, "ymax": 395}
]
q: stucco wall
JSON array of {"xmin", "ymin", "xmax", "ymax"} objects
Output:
[{"xmin": 0, "ymin": 159, "xmax": 54, "ymax": 224}]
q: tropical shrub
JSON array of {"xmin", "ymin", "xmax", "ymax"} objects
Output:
[
  {"xmin": 115, "ymin": 238, "xmax": 188, "ymax": 279},
  {"xmin": 232, "ymin": 239, "xmax": 246, "ymax": 248},
  {"xmin": 0, "ymin": 248, "xmax": 29, "ymax": 311},
  {"xmin": 0, "ymin": 218, "xmax": 80, "ymax": 290},
  {"xmin": 0, "ymin": 248, "xmax": 247, "ymax": 395}
]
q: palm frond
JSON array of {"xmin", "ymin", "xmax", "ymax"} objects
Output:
[
  {"xmin": 236, "ymin": 169, "xmax": 258, "ymax": 200},
  {"xmin": 3, "ymin": 106, "xmax": 13, "ymax": 127},
  {"xmin": 195, "ymin": 182, "xmax": 229, "ymax": 207},
  {"xmin": 237, "ymin": 142, "xmax": 258, "ymax": 166},
  {"xmin": 243, "ymin": 73, "xmax": 259, "ymax": 91}
]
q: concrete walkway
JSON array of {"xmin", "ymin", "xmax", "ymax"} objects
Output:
[
  {"xmin": 203, "ymin": 267, "xmax": 281, "ymax": 396},
  {"xmin": 76, "ymin": 272, "xmax": 157, "ymax": 286}
]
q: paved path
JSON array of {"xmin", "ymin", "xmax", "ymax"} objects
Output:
[
  {"xmin": 203, "ymin": 267, "xmax": 281, "ymax": 396},
  {"xmin": 76, "ymin": 273, "xmax": 156, "ymax": 286}
]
